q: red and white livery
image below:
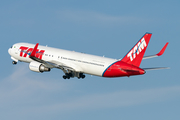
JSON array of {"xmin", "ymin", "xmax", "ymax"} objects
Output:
[{"xmin": 8, "ymin": 33, "xmax": 169, "ymax": 79}]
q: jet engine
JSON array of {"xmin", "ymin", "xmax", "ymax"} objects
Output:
[{"xmin": 29, "ymin": 61, "xmax": 50, "ymax": 73}]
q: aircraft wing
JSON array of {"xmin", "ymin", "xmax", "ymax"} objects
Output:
[
  {"xmin": 31, "ymin": 56, "xmax": 83, "ymax": 72},
  {"xmin": 143, "ymin": 42, "xmax": 169, "ymax": 59},
  {"xmin": 30, "ymin": 43, "xmax": 83, "ymax": 72}
]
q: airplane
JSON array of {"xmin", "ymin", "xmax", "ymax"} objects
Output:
[{"xmin": 8, "ymin": 33, "xmax": 169, "ymax": 79}]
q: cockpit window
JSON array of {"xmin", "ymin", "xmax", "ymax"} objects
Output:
[{"xmin": 11, "ymin": 46, "xmax": 12, "ymax": 48}]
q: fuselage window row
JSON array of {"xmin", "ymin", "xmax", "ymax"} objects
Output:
[{"xmin": 61, "ymin": 57, "xmax": 104, "ymax": 67}]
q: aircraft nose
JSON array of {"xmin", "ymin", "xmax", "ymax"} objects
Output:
[{"xmin": 8, "ymin": 48, "xmax": 11, "ymax": 55}]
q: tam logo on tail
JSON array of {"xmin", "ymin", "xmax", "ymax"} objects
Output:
[
  {"xmin": 121, "ymin": 33, "xmax": 152, "ymax": 67},
  {"xmin": 127, "ymin": 37, "xmax": 147, "ymax": 61}
]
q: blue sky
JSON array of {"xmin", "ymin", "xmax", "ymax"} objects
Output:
[{"xmin": 1, "ymin": 0, "xmax": 180, "ymax": 120}]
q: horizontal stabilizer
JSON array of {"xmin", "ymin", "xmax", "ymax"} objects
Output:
[
  {"xmin": 143, "ymin": 42, "xmax": 169, "ymax": 59},
  {"xmin": 143, "ymin": 67, "xmax": 170, "ymax": 71}
]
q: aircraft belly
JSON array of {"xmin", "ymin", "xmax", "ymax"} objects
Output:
[
  {"xmin": 79, "ymin": 62, "xmax": 113, "ymax": 77},
  {"xmin": 81, "ymin": 65, "xmax": 105, "ymax": 76}
]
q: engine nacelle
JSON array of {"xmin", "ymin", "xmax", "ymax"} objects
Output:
[{"xmin": 29, "ymin": 61, "xmax": 50, "ymax": 73}]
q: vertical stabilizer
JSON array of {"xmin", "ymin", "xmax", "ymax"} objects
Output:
[{"xmin": 121, "ymin": 33, "xmax": 152, "ymax": 67}]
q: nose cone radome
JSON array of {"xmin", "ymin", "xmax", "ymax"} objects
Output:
[{"xmin": 8, "ymin": 48, "xmax": 11, "ymax": 55}]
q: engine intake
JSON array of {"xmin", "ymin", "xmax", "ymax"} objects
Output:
[{"xmin": 29, "ymin": 61, "xmax": 50, "ymax": 73}]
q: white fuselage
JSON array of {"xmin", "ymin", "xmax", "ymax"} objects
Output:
[{"xmin": 8, "ymin": 43, "xmax": 118, "ymax": 77}]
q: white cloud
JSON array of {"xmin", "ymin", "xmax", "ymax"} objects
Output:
[
  {"xmin": 57, "ymin": 10, "xmax": 150, "ymax": 25},
  {"xmin": 43, "ymin": 85, "xmax": 180, "ymax": 112},
  {"xmin": 0, "ymin": 63, "xmax": 70, "ymax": 105},
  {"xmin": 1, "ymin": 64, "xmax": 180, "ymax": 117}
]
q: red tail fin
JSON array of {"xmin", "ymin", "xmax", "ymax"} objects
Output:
[{"xmin": 121, "ymin": 33, "xmax": 152, "ymax": 67}]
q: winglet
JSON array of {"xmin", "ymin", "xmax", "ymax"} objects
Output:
[
  {"xmin": 143, "ymin": 42, "xmax": 169, "ymax": 60},
  {"xmin": 156, "ymin": 42, "xmax": 169, "ymax": 56},
  {"xmin": 30, "ymin": 43, "xmax": 39, "ymax": 57}
]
